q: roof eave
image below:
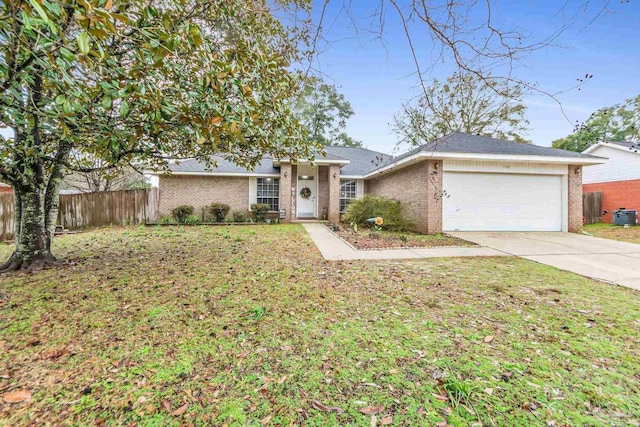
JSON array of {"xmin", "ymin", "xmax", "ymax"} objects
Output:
[
  {"xmin": 363, "ymin": 151, "xmax": 607, "ymax": 179},
  {"xmin": 144, "ymin": 171, "xmax": 280, "ymax": 177}
]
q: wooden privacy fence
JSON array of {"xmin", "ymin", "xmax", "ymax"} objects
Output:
[
  {"xmin": 583, "ymin": 191, "xmax": 603, "ymax": 225},
  {"xmin": 0, "ymin": 193, "xmax": 14, "ymax": 242},
  {"xmin": 0, "ymin": 188, "xmax": 158, "ymax": 242}
]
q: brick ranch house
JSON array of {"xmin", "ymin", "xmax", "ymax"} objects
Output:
[
  {"xmin": 148, "ymin": 133, "xmax": 606, "ymax": 233},
  {"xmin": 582, "ymin": 141, "xmax": 640, "ymax": 224}
]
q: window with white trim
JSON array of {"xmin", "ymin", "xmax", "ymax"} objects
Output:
[
  {"xmin": 257, "ymin": 178, "xmax": 279, "ymax": 211},
  {"xmin": 340, "ymin": 179, "xmax": 357, "ymax": 213}
]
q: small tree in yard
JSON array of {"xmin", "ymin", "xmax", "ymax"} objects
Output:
[{"xmin": 0, "ymin": 0, "xmax": 318, "ymax": 271}]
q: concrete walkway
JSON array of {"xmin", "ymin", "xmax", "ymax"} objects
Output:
[
  {"xmin": 302, "ymin": 223, "xmax": 506, "ymax": 261},
  {"xmin": 450, "ymin": 232, "xmax": 640, "ymax": 291}
]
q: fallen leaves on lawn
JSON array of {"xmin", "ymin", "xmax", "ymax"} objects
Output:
[
  {"xmin": 2, "ymin": 390, "xmax": 31, "ymax": 403},
  {"xmin": 311, "ymin": 400, "xmax": 343, "ymax": 414},
  {"xmin": 172, "ymin": 403, "xmax": 188, "ymax": 416},
  {"xmin": 380, "ymin": 415, "xmax": 393, "ymax": 425},
  {"xmin": 42, "ymin": 348, "xmax": 69, "ymax": 359},
  {"xmin": 483, "ymin": 335, "xmax": 495, "ymax": 343},
  {"xmin": 360, "ymin": 405, "xmax": 385, "ymax": 415}
]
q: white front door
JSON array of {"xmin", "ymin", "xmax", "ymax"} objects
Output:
[
  {"xmin": 297, "ymin": 174, "xmax": 317, "ymax": 218},
  {"xmin": 442, "ymin": 172, "xmax": 563, "ymax": 232}
]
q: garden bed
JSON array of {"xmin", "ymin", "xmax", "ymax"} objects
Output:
[{"xmin": 328, "ymin": 224, "xmax": 477, "ymax": 250}]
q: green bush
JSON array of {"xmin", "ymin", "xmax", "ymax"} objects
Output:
[
  {"xmin": 342, "ymin": 195, "xmax": 413, "ymax": 231},
  {"xmin": 159, "ymin": 215, "xmax": 173, "ymax": 224},
  {"xmin": 232, "ymin": 210, "xmax": 246, "ymax": 223},
  {"xmin": 171, "ymin": 205, "xmax": 194, "ymax": 223},
  {"xmin": 209, "ymin": 203, "xmax": 231, "ymax": 222},
  {"xmin": 184, "ymin": 214, "xmax": 200, "ymax": 224},
  {"xmin": 250, "ymin": 203, "xmax": 270, "ymax": 222}
]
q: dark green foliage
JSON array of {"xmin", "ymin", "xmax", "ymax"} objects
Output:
[
  {"xmin": 250, "ymin": 203, "xmax": 271, "ymax": 222},
  {"xmin": 232, "ymin": 211, "xmax": 246, "ymax": 222},
  {"xmin": 342, "ymin": 195, "xmax": 413, "ymax": 231},
  {"xmin": 172, "ymin": 205, "xmax": 195, "ymax": 223},
  {"xmin": 209, "ymin": 203, "xmax": 231, "ymax": 222},
  {"xmin": 184, "ymin": 214, "xmax": 200, "ymax": 225}
]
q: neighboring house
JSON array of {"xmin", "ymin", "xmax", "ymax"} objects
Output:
[
  {"xmin": 582, "ymin": 141, "xmax": 640, "ymax": 223},
  {"xmin": 148, "ymin": 133, "xmax": 605, "ymax": 233}
]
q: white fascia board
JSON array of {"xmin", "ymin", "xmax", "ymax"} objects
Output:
[
  {"xmin": 585, "ymin": 142, "xmax": 640, "ymax": 156},
  {"xmin": 339, "ymin": 175, "xmax": 364, "ymax": 180},
  {"xmin": 362, "ymin": 151, "xmax": 607, "ymax": 179},
  {"xmin": 582, "ymin": 143, "xmax": 606, "ymax": 154},
  {"xmin": 144, "ymin": 171, "xmax": 280, "ymax": 178}
]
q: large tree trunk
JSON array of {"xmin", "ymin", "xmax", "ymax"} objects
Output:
[{"xmin": 0, "ymin": 185, "xmax": 57, "ymax": 272}]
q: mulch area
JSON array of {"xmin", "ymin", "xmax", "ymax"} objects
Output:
[{"xmin": 328, "ymin": 225, "xmax": 476, "ymax": 250}]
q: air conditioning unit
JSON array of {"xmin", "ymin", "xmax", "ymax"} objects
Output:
[{"xmin": 613, "ymin": 209, "xmax": 637, "ymax": 226}]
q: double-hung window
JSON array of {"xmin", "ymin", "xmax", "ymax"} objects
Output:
[
  {"xmin": 340, "ymin": 180, "xmax": 357, "ymax": 213},
  {"xmin": 257, "ymin": 178, "xmax": 279, "ymax": 211}
]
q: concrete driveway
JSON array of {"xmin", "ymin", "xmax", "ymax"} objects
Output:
[{"xmin": 449, "ymin": 232, "xmax": 640, "ymax": 290}]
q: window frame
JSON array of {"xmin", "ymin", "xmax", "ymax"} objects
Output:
[
  {"xmin": 339, "ymin": 179, "xmax": 357, "ymax": 213},
  {"xmin": 256, "ymin": 177, "xmax": 280, "ymax": 212}
]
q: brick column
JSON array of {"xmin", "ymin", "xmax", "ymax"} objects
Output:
[
  {"xmin": 279, "ymin": 163, "xmax": 293, "ymax": 223},
  {"xmin": 426, "ymin": 160, "xmax": 443, "ymax": 234},
  {"xmin": 568, "ymin": 165, "xmax": 583, "ymax": 233},
  {"xmin": 328, "ymin": 164, "xmax": 341, "ymax": 224}
]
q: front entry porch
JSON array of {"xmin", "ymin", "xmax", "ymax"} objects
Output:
[{"xmin": 279, "ymin": 162, "xmax": 341, "ymax": 224}]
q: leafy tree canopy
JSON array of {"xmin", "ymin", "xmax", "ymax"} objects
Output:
[
  {"xmin": 552, "ymin": 95, "xmax": 640, "ymax": 152},
  {"xmin": 392, "ymin": 72, "xmax": 530, "ymax": 147},
  {"xmin": 293, "ymin": 77, "xmax": 362, "ymax": 147},
  {"xmin": 0, "ymin": 0, "xmax": 316, "ymax": 270}
]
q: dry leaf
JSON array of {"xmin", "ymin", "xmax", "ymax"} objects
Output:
[
  {"xmin": 431, "ymin": 393, "xmax": 449, "ymax": 402},
  {"xmin": 236, "ymin": 350, "xmax": 250, "ymax": 358},
  {"xmin": 311, "ymin": 400, "xmax": 343, "ymax": 414},
  {"xmin": 261, "ymin": 414, "xmax": 273, "ymax": 425},
  {"xmin": 360, "ymin": 405, "xmax": 384, "ymax": 415},
  {"xmin": 172, "ymin": 403, "xmax": 188, "ymax": 416},
  {"xmin": 2, "ymin": 389, "xmax": 31, "ymax": 403},
  {"xmin": 380, "ymin": 415, "xmax": 393, "ymax": 425},
  {"xmin": 484, "ymin": 388, "xmax": 494, "ymax": 396},
  {"xmin": 484, "ymin": 335, "xmax": 494, "ymax": 343},
  {"xmin": 161, "ymin": 399, "xmax": 172, "ymax": 412},
  {"xmin": 42, "ymin": 348, "xmax": 69, "ymax": 359}
]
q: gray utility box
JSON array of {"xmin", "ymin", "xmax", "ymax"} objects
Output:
[{"xmin": 613, "ymin": 209, "xmax": 637, "ymax": 226}]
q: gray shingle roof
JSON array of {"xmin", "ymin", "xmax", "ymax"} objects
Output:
[
  {"xmin": 323, "ymin": 146, "xmax": 392, "ymax": 175},
  {"xmin": 167, "ymin": 156, "xmax": 279, "ymax": 174},
  {"xmin": 392, "ymin": 133, "xmax": 603, "ymax": 163}
]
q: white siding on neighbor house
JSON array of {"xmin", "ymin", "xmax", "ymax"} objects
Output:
[
  {"xmin": 582, "ymin": 145, "xmax": 640, "ymax": 184},
  {"xmin": 443, "ymin": 159, "xmax": 568, "ymax": 175}
]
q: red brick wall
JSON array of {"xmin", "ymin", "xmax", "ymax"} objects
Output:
[
  {"xmin": 583, "ymin": 179, "xmax": 640, "ymax": 223},
  {"xmin": 366, "ymin": 160, "xmax": 443, "ymax": 233},
  {"xmin": 159, "ymin": 175, "xmax": 248, "ymax": 217},
  {"xmin": 568, "ymin": 165, "xmax": 583, "ymax": 233},
  {"xmin": 317, "ymin": 166, "xmax": 329, "ymax": 220}
]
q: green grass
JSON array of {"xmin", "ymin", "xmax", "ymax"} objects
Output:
[
  {"xmin": 585, "ymin": 222, "xmax": 640, "ymax": 244},
  {"xmin": 0, "ymin": 225, "xmax": 639, "ymax": 426}
]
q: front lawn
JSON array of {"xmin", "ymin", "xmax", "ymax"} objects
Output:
[
  {"xmin": 585, "ymin": 222, "xmax": 640, "ymax": 244},
  {"xmin": 1, "ymin": 225, "xmax": 639, "ymax": 426},
  {"xmin": 331, "ymin": 225, "xmax": 475, "ymax": 250}
]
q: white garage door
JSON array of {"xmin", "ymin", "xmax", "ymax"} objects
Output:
[{"xmin": 443, "ymin": 172, "xmax": 563, "ymax": 232}]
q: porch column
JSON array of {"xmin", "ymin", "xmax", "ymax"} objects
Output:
[
  {"xmin": 568, "ymin": 165, "xmax": 583, "ymax": 233},
  {"xmin": 426, "ymin": 160, "xmax": 443, "ymax": 234},
  {"xmin": 280, "ymin": 163, "xmax": 293, "ymax": 223},
  {"xmin": 328, "ymin": 164, "xmax": 341, "ymax": 224}
]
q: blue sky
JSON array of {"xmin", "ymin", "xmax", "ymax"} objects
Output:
[{"xmin": 309, "ymin": 0, "xmax": 640, "ymax": 154}]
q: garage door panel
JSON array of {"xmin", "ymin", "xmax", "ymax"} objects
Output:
[{"xmin": 443, "ymin": 172, "xmax": 562, "ymax": 232}]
